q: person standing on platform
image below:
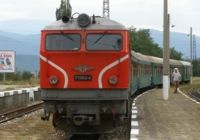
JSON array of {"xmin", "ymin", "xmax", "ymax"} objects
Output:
[{"xmin": 172, "ymin": 68, "xmax": 181, "ymax": 93}]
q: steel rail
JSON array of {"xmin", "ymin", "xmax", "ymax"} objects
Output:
[
  {"xmin": 188, "ymin": 89, "xmax": 200, "ymax": 102},
  {"xmin": 0, "ymin": 102, "xmax": 44, "ymax": 124}
]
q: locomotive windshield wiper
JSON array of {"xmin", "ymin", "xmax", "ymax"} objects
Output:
[
  {"xmin": 60, "ymin": 31, "xmax": 75, "ymax": 42},
  {"xmin": 63, "ymin": 34, "xmax": 75, "ymax": 42},
  {"xmin": 92, "ymin": 31, "xmax": 107, "ymax": 46}
]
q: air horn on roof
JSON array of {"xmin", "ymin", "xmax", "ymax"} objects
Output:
[{"xmin": 56, "ymin": 0, "xmax": 72, "ymax": 23}]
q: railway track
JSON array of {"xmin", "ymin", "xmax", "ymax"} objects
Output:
[
  {"xmin": 188, "ymin": 88, "xmax": 200, "ymax": 102},
  {"xmin": 0, "ymin": 102, "xmax": 44, "ymax": 124}
]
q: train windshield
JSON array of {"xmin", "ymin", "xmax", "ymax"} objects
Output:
[
  {"xmin": 86, "ymin": 34, "xmax": 122, "ymax": 51},
  {"xmin": 46, "ymin": 34, "xmax": 81, "ymax": 51}
]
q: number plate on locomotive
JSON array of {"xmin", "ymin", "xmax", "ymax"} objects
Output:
[{"xmin": 74, "ymin": 75, "xmax": 92, "ymax": 81}]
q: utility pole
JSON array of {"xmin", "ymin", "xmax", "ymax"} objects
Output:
[
  {"xmin": 193, "ymin": 35, "xmax": 197, "ymax": 76},
  {"xmin": 190, "ymin": 27, "xmax": 193, "ymax": 84},
  {"xmin": 168, "ymin": 14, "xmax": 171, "ymax": 89},
  {"xmin": 193, "ymin": 35, "xmax": 196, "ymax": 61},
  {"xmin": 190, "ymin": 27, "xmax": 193, "ymax": 61},
  {"xmin": 103, "ymin": 0, "xmax": 110, "ymax": 18},
  {"xmin": 163, "ymin": 0, "xmax": 169, "ymax": 100}
]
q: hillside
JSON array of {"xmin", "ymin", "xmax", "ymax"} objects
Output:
[
  {"xmin": 0, "ymin": 30, "xmax": 40, "ymax": 72},
  {"xmin": 0, "ymin": 29, "xmax": 199, "ymax": 72},
  {"xmin": 0, "ymin": 31, "xmax": 40, "ymax": 55},
  {"xmin": 16, "ymin": 55, "xmax": 39, "ymax": 72},
  {"xmin": 0, "ymin": 19, "xmax": 47, "ymax": 34},
  {"xmin": 0, "ymin": 19, "xmax": 199, "ymax": 58},
  {"xmin": 150, "ymin": 29, "xmax": 200, "ymax": 58}
]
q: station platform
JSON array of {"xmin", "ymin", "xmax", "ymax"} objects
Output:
[{"xmin": 131, "ymin": 88, "xmax": 200, "ymax": 140}]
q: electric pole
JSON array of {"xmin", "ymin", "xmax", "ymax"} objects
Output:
[
  {"xmin": 193, "ymin": 35, "xmax": 197, "ymax": 76},
  {"xmin": 103, "ymin": 0, "xmax": 110, "ymax": 18},
  {"xmin": 163, "ymin": 0, "xmax": 170, "ymax": 100},
  {"xmin": 190, "ymin": 27, "xmax": 193, "ymax": 61},
  {"xmin": 193, "ymin": 35, "xmax": 196, "ymax": 61},
  {"xmin": 190, "ymin": 27, "xmax": 193, "ymax": 84}
]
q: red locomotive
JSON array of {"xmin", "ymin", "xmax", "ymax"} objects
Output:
[
  {"xmin": 40, "ymin": 1, "xmax": 132, "ymax": 129},
  {"xmin": 40, "ymin": 0, "xmax": 192, "ymax": 136}
]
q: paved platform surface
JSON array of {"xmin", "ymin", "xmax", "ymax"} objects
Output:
[{"xmin": 134, "ymin": 88, "xmax": 200, "ymax": 140}]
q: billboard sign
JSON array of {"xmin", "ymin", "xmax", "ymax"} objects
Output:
[{"xmin": 0, "ymin": 51, "xmax": 15, "ymax": 73}]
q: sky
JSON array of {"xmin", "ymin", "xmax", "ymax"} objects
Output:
[{"xmin": 0, "ymin": 0, "xmax": 199, "ymax": 36}]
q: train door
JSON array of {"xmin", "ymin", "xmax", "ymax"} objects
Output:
[
  {"xmin": 151, "ymin": 63, "xmax": 154, "ymax": 85},
  {"xmin": 153, "ymin": 65, "xmax": 157, "ymax": 85}
]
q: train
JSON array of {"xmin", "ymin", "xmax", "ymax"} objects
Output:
[{"xmin": 40, "ymin": 0, "xmax": 192, "ymax": 134}]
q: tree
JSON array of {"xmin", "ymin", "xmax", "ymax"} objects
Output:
[
  {"xmin": 193, "ymin": 59, "xmax": 200, "ymax": 76},
  {"xmin": 129, "ymin": 28, "xmax": 183, "ymax": 60},
  {"xmin": 22, "ymin": 71, "xmax": 33, "ymax": 81},
  {"xmin": 5, "ymin": 73, "xmax": 16, "ymax": 81},
  {"xmin": 129, "ymin": 29, "xmax": 162, "ymax": 57},
  {"xmin": 0, "ymin": 71, "xmax": 39, "ymax": 83},
  {"xmin": 14, "ymin": 71, "xmax": 22, "ymax": 81},
  {"xmin": 170, "ymin": 47, "xmax": 183, "ymax": 60}
]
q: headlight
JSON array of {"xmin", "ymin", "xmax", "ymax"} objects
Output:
[
  {"xmin": 108, "ymin": 75, "xmax": 118, "ymax": 85},
  {"xmin": 49, "ymin": 76, "xmax": 58, "ymax": 85},
  {"xmin": 77, "ymin": 13, "xmax": 91, "ymax": 27}
]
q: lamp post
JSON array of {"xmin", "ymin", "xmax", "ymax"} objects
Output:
[{"xmin": 163, "ymin": 0, "xmax": 170, "ymax": 100}]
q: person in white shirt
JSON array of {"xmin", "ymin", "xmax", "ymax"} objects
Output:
[{"xmin": 172, "ymin": 68, "xmax": 181, "ymax": 93}]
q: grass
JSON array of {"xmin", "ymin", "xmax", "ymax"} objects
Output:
[
  {"xmin": 0, "ymin": 78, "xmax": 39, "ymax": 91},
  {"xmin": 0, "ymin": 78, "xmax": 39, "ymax": 86},
  {"xmin": 180, "ymin": 77, "xmax": 200, "ymax": 93},
  {"xmin": 192, "ymin": 77, "xmax": 200, "ymax": 85}
]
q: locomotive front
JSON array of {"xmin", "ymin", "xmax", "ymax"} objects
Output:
[{"xmin": 40, "ymin": 6, "xmax": 131, "ymax": 128}]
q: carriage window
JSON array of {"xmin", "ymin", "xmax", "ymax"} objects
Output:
[
  {"xmin": 86, "ymin": 34, "xmax": 122, "ymax": 50},
  {"xmin": 46, "ymin": 34, "xmax": 81, "ymax": 51}
]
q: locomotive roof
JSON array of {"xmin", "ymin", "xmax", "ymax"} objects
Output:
[
  {"xmin": 131, "ymin": 51, "xmax": 191, "ymax": 67},
  {"xmin": 43, "ymin": 17, "xmax": 127, "ymax": 30}
]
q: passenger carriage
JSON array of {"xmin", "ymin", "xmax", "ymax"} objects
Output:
[{"xmin": 130, "ymin": 51, "xmax": 192, "ymax": 93}]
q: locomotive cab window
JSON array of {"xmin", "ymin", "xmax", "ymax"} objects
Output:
[
  {"xmin": 46, "ymin": 34, "xmax": 81, "ymax": 51},
  {"xmin": 86, "ymin": 34, "xmax": 122, "ymax": 51}
]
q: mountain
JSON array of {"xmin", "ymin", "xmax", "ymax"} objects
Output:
[
  {"xmin": 0, "ymin": 28, "xmax": 199, "ymax": 72},
  {"xmin": 0, "ymin": 19, "xmax": 49, "ymax": 34},
  {"xmin": 0, "ymin": 31, "xmax": 40, "ymax": 55},
  {"xmin": 0, "ymin": 30, "xmax": 40, "ymax": 72},
  {"xmin": 16, "ymin": 55, "xmax": 39, "ymax": 72},
  {"xmin": 0, "ymin": 19, "xmax": 199, "ymax": 58},
  {"xmin": 0, "ymin": 19, "xmax": 46, "ymax": 72},
  {"xmin": 150, "ymin": 29, "xmax": 200, "ymax": 59}
]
